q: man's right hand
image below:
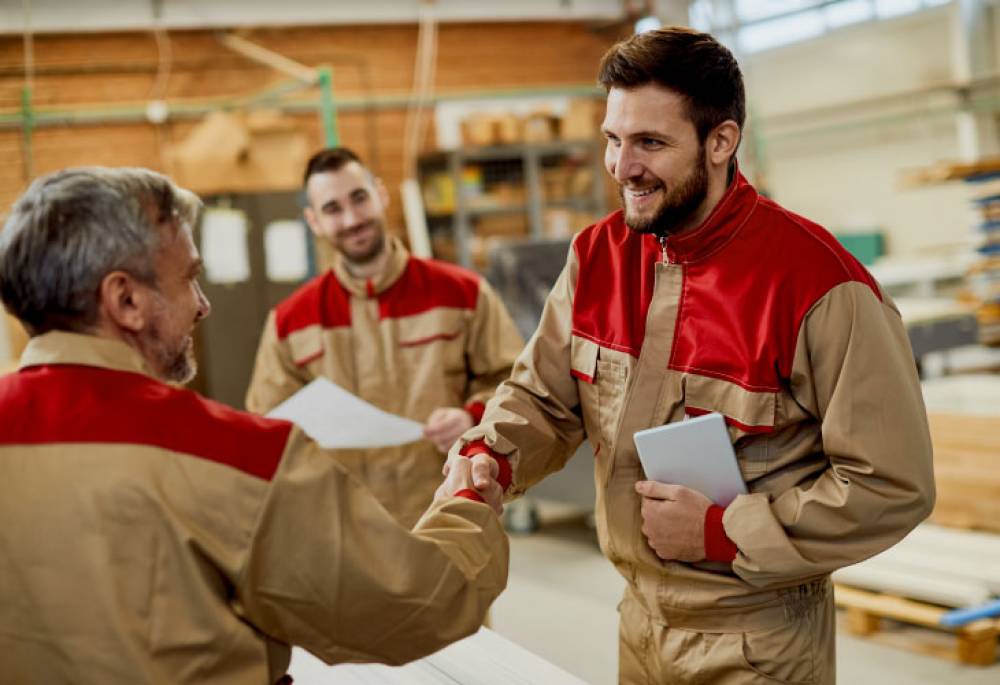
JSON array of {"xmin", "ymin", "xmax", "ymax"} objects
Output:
[{"xmin": 436, "ymin": 453, "xmax": 504, "ymax": 515}]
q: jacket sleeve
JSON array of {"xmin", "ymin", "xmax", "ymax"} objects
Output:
[
  {"xmin": 236, "ymin": 428, "xmax": 509, "ymax": 666},
  {"xmin": 456, "ymin": 244, "xmax": 586, "ymax": 494},
  {"xmin": 462, "ymin": 278, "xmax": 525, "ymax": 412},
  {"xmin": 245, "ymin": 311, "xmax": 310, "ymax": 414},
  {"xmin": 723, "ymin": 281, "xmax": 936, "ymax": 588}
]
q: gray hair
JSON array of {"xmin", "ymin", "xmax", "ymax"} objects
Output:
[{"xmin": 0, "ymin": 167, "xmax": 201, "ymax": 334}]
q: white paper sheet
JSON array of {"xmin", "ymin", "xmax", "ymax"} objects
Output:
[
  {"xmin": 264, "ymin": 220, "xmax": 310, "ymax": 282},
  {"xmin": 288, "ymin": 628, "xmax": 588, "ymax": 684},
  {"xmin": 266, "ymin": 378, "xmax": 424, "ymax": 448},
  {"xmin": 200, "ymin": 208, "xmax": 250, "ymax": 284}
]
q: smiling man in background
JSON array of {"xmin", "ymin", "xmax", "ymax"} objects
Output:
[{"xmin": 246, "ymin": 147, "xmax": 523, "ymax": 527}]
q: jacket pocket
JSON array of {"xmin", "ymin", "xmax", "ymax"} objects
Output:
[
  {"xmin": 683, "ymin": 374, "xmax": 776, "ymax": 480},
  {"xmin": 287, "ymin": 324, "xmax": 324, "ymax": 367},
  {"xmin": 571, "ymin": 335, "xmax": 629, "ymax": 449}
]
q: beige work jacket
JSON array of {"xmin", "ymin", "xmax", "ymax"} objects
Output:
[
  {"xmin": 247, "ymin": 237, "xmax": 523, "ymax": 527},
  {"xmin": 0, "ymin": 331, "xmax": 508, "ymax": 684},
  {"xmin": 461, "ymin": 176, "xmax": 935, "ymax": 628}
]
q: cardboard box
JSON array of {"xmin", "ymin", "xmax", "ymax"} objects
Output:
[
  {"xmin": 523, "ymin": 112, "xmax": 560, "ymax": 143},
  {"xmin": 561, "ymin": 99, "xmax": 602, "ymax": 141},
  {"xmin": 461, "ymin": 114, "xmax": 498, "ymax": 147},
  {"xmin": 168, "ymin": 110, "xmax": 310, "ymax": 195}
]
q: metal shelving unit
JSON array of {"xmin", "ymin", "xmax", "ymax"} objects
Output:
[{"xmin": 418, "ymin": 140, "xmax": 607, "ymax": 268}]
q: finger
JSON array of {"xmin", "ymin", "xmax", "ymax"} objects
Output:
[
  {"xmin": 471, "ymin": 458, "xmax": 494, "ymax": 489},
  {"xmin": 635, "ymin": 480, "xmax": 682, "ymax": 500}
]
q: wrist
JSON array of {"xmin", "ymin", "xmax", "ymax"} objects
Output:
[
  {"xmin": 459, "ymin": 439, "xmax": 512, "ymax": 490},
  {"xmin": 453, "ymin": 488, "xmax": 486, "ymax": 504},
  {"xmin": 463, "ymin": 401, "xmax": 486, "ymax": 425},
  {"xmin": 703, "ymin": 504, "xmax": 738, "ymax": 562}
]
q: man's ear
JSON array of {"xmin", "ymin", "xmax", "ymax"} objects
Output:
[
  {"xmin": 374, "ymin": 176, "xmax": 390, "ymax": 210},
  {"xmin": 706, "ymin": 120, "xmax": 741, "ymax": 168},
  {"xmin": 303, "ymin": 206, "xmax": 321, "ymax": 239},
  {"xmin": 98, "ymin": 270, "xmax": 149, "ymax": 334}
]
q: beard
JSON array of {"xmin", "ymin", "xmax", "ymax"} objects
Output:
[
  {"xmin": 620, "ymin": 145, "xmax": 709, "ymax": 237},
  {"xmin": 337, "ymin": 220, "xmax": 386, "ymax": 266},
  {"xmin": 145, "ymin": 318, "xmax": 197, "ymax": 385}
]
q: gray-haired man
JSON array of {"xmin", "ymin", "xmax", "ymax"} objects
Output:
[{"xmin": 0, "ymin": 167, "xmax": 507, "ymax": 684}]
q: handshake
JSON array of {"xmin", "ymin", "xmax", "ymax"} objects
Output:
[{"xmin": 433, "ymin": 452, "xmax": 505, "ymax": 515}]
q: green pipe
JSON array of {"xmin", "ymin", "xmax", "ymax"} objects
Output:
[
  {"xmin": 317, "ymin": 66, "xmax": 339, "ymax": 147},
  {"xmin": 0, "ymin": 84, "xmax": 605, "ymax": 130}
]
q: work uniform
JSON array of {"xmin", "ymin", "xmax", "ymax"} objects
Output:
[
  {"xmin": 459, "ymin": 172, "xmax": 935, "ymax": 684},
  {"xmin": 247, "ymin": 236, "xmax": 523, "ymax": 527},
  {"xmin": 0, "ymin": 331, "xmax": 508, "ymax": 685}
]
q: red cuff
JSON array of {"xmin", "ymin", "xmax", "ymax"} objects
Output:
[
  {"xmin": 704, "ymin": 505, "xmax": 738, "ymax": 563},
  {"xmin": 453, "ymin": 488, "xmax": 486, "ymax": 504},
  {"xmin": 464, "ymin": 401, "xmax": 486, "ymax": 425},
  {"xmin": 459, "ymin": 439, "xmax": 512, "ymax": 491}
]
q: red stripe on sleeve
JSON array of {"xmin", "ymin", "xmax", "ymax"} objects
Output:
[
  {"xmin": 704, "ymin": 504, "xmax": 738, "ymax": 563},
  {"xmin": 464, "ymin": 401, "xmax": 486, "ymax": 425}
]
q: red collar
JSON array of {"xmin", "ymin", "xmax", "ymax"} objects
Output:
[{"xmin": 652, "ymin": 171, "xmax": 759, "ymax": 264}]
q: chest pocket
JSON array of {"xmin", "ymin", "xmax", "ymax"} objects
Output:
[
  {"xmin": 396, "ymin": 309, "xmax": 468, "ymax": 374},
  {"xmin": 571, "ymin": 335, "xmax": 629, "ymax": 448},
  {"xmin": 287, "ymin": 324, "xmax": 324, "ymax": 368},
  {"xmin": 683, "ymin": 374, "xmax": 777, "ymax": 481}
]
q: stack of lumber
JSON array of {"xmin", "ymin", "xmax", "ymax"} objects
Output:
[
  {"xmin": 922, "ymin": 375, "xmax": 1000, "ymax": 533},
  {"xmin": 833, "ymin": 524, "xmax": 1000, "ymax": 665}
]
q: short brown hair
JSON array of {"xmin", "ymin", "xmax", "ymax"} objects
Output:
[
  {"xmin": 303, "ymin": 147, "xmax": 363, "ymax": 186},
  {"xmin": 598, "ymin": 26, "xmax": 745, "ymax": 143}
]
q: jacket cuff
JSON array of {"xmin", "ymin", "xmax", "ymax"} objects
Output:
[
  {"xmin": 464, "ymin": 401, "xmax": 486, "ymax": 425},
  {"xmin": 704, "ymin": 505, "xmax": 738, "ymax": 562},
  {"xmin": 453, "ymin": 488, "xmax": 486, "ymax": 504},
  {"xmin": 459, "ymin": 439, "xmax": 512, "ymax": 491}
]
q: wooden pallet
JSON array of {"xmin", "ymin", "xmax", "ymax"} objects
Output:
[{"xmin": 835, "ymin": 584, "xmax": 1000, "ymax": 666}]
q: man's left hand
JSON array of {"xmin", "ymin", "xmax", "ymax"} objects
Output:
[
  {"xmin": 424, "ymin": 407, "xmax": 474, "ymax": 454},
  {"xmin": 635, "ymin": 481, "xmax": 713, "ymax": 562}
]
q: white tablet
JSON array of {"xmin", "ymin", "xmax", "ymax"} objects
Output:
[{"xmin": 632, "ymin": 412, "xmax": 747, "ymax": 506}]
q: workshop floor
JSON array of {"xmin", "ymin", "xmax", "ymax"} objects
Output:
[{"xmin": 490, "ymin": 506, "xmax": 1000, "ymax": 685}]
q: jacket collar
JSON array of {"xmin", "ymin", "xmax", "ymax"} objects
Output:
[
  {"xmin": 19, "ymin": 330, "xmax": 156, "ymax": 378},
  {"xmin": 654, "ymin": 169, "xmax": 759, "ymax": 264},
  {"xmin": 330, "ymin": 235, "xmax": 410, "ymax": 298}
]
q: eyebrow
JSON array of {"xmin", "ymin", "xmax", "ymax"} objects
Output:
[
  {"xmin": 602, "ymin": 127, "xmax": 675, "ymax": 143},
  {"xmin": 189, "ymin": 258, "xmax": 203, "ymax": 277}
]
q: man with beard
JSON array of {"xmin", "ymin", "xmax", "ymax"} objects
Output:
[
  {"xmin": 246, "ymin": 147, "xmax": 523, "ymax": 527},
  {"xmin": 0, "ymin": 167, "xmax": 509, "ymax": 684},
  {"xmin": 448, "ymin": 27, "xmax": 935, "ymax": 683}
]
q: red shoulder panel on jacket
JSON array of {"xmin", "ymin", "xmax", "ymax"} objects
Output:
[
  {"xmin": 571, "ymin": 202, "xmax": 882, "ymax": 392},
  {"xmin": 571, "ymin": 211, "xmax": 660, "ymax": 357},
  {"xmin": 379, "ymin": 258, "xmax": 481, "ymax": 320},
  {"xmin": 0, "ymin": 365, "xmax": 293, "ymax": 481},
  {"xmin": 668, "ymin": 198, "xmax": 881, "ymax": 390},
  {"xmin": 275, "ymin": 271, "xmax": 351, "ymax": 339}
]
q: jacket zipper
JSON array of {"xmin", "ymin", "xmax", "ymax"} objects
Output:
[{"xmin": 659, "ymin": 234, "xmax": 671, "ymax": 264}]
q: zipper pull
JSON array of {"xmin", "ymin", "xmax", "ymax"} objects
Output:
[{"xmin": 658, "ymin": 234, "xmax": 671, "ymax": 264}]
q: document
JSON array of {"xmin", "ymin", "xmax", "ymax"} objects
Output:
[
  {"xmin": 288, "ymin": 627, "xmax": 587, "ymax": 684},
  {"xmin": 266, "ymin": 378, "xmax": 424, "ymax": 448}
]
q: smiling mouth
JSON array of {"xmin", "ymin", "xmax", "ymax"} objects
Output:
[{"xmin": 624, "ymin": 185, "xmax": 661, "ymax": 200}]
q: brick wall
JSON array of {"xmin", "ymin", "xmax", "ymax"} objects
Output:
[{"xmin": 0, "ymin": 21, "xmax": 625, "ymax": 228}]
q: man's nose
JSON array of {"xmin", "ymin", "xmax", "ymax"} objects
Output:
[{"xmin": 612, "ymin": 147, "xmax": 643, "ymax": 184}]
